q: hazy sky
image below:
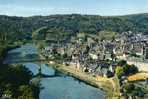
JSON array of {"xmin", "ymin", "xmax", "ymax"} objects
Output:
[{"xmin": 0, "ymin": 0, "xmax": 148, "ymax": 16}]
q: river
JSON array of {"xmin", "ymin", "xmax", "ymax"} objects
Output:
[{"xmin": 3, "ymin": 44, "xmax": 105, "ymax": 99}]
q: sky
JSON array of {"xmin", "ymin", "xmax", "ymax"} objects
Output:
[{"xmin": 0, "ymin": 0, "xmax": 148, "ymax": 16}]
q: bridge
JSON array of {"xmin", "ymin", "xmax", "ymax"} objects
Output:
[
  {"xmin": 4, "ymin": 58, "xmax": 57, "ymax": 77},
  {"xmin": 4, "ymin": 58, "xmax": 54, "ymax": 64}
]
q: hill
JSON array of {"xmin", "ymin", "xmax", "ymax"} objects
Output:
[{"xmin": 0, "ymin": 13, "xmax": 148, "ymax": 42}]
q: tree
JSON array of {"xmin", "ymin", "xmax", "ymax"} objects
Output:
[
  {"xmin": 3, "ymin": 89, "xmax": 12, "ymax": 98},
  {"xmin": 123, "ymin": 83, "xmax": 144, "ymax": 98},
  {"xmin": 37, "ymin": 42, "xmax": 45, "ymax": 50},
  {"xmin": 124, "ymin": 83, "xmax": 135, "ymax": 94},
  {"xmin": 115, "ymin": 66, "xmax": 124, "ymax": 78},
  {"xmin": 0, "ymin": 63, "xmax": 37, "ymax": 99},
  {"xmin": 18, "ymin": 85, "xmax": 34, "ymax": 99},
  {"xmin": 123, "ymin": 64, "xmax": 138, "ymax": 76},
  {"xmin": 117, "ymin": 60, "xmax": 127, "ymax": 66},
  {"xmin": 98, "ymin": 31, "xmax": 116, "ymax": 40}
]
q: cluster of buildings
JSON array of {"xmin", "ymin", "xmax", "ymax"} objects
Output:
[
  {"xmin": 42, "ymin": 31, "xmax": 148, "ymax": 77},
  {"xmin": 116, "ymin": 32, "xmax": 148, "ymax": 60}
]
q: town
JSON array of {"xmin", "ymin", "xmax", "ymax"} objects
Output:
[
  {"xmin": 40, "ymin": 31, "xmax": 148, "ymax": 98},
  {"xmin": 0, "ymin": 4, "xmax": 148, "ymax": 98}
]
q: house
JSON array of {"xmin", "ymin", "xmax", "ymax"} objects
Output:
[
  {"xmin": 104, "ymin": 52, "xmax": 112, "ymax": 60},
  {"xmin": 104, "ymin": 42, "xmax": 116, "ymax": 53},
  {"xmin": 89, "ymin": 53, "xmax": 98, "ymax": 60},
  {"xmin": 57, "ymin": 48, "xmax": 65, "ymax": 55},
  {"xmin": 143, "ymin": 45, "xmax": 148, "ymax": 59},
  {"xmin": 87, "ymin": 63, "xmax": 98, "ymax": 73},
  {"xmin": 131, "ymin": 42, "xmax": 144, "ymax": 56},
  {"xmin": 94, "ymin": 61, "xmax": 114, "ymax": 77}
]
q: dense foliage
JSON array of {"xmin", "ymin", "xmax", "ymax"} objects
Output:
[
  {"xmin": 0, "ymin": 13, "xmax": 147, "ymax": 98},
  {"xmin": 0, "ymin": 42, "xmax": 39, "ymax": 99},
  {"xmin": 0, "ymin": 64, "xmax": 39, "ymax": 99},
  {"xmin": 0, "ymin": 13, "xmax": 148, "ymax": 42},
  {"xmin": 115, "ymin": 60, "xmax": 138, "ymax": 78},
  {"xmin": 123, "ymin": 83, "xmax": 145, "ymax": 98}
]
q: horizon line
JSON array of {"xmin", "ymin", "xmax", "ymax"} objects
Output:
[{"xmin": 0, "ymin": 12, "xmax": 148, "ymax": 17}]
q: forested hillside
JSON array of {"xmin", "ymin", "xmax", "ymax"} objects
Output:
[{"xmin": 0, "ymin": 13, "xmax": 148, "ymax": 42}]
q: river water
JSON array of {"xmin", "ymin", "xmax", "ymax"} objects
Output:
[{"xmin": 4, "ymin": 44, "xmax": 105, "ymax": 99}]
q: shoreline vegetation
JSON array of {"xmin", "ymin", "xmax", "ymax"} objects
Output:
[
  {"xmin": 0, "ymin": 44, "xmax": 40, "ymax": 99},
  {"xmin": 3, "ymin": 44, "xmax": 117, "ymax": 99},
  {"xmin": 0, "ymin": 13, "xmax": 147, "ymax": 99},
  {"xmin": 47, "ymin": 61, "xmax": 121, "ymax": 98}
]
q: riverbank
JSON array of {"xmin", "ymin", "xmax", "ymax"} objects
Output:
[
  {"xmin": 0, "ymin": 44, "xmax": 20, "ymax": 62},
  {"xmin": 1, "ymin": 44, "xmax": 40, "ymax": 99},
  {"xmin": 47, "ymin": 61, "xmax": 120, "ymax": 98}
]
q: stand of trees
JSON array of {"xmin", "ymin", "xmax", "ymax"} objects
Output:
[
  {"xmin": 0, "ymin": 41, "xmax": 39, "ymax": 99},
  {"xmin": 115, "ymin": 60, "xmax": 145, "ymax": 98},
  {"xmin": 0, "ymin": 64, "xmax": 39, "ymax": 99},
  {"xmin": 115, "ymin": 60, "xmax": 138, "ymax": 78},
  {"xmin": 0, "ymin": 13, "xmax": 148, "ymax": 42},
  {"xmin": 123, "ymin": 82, "xmax": 145, "ymax": 98}
]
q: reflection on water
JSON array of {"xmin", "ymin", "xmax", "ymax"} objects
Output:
[
  {"xmin": 7, "ymin": 44, "xmax": 38, "ymax": 54},
  {"xmin": 4, "ymin": 44, "xmax": 105, "ymax": 99},
  {"xmin": 4, "ymin": 44, "xmax": 39, "ymax": 64},
  {"xmin": 24, "ymin": 63, "xmax": 55, "ymax": 76},
  {"xmin": 23, "ymin": 63, "xmax": 39, "ymax": 75}
]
